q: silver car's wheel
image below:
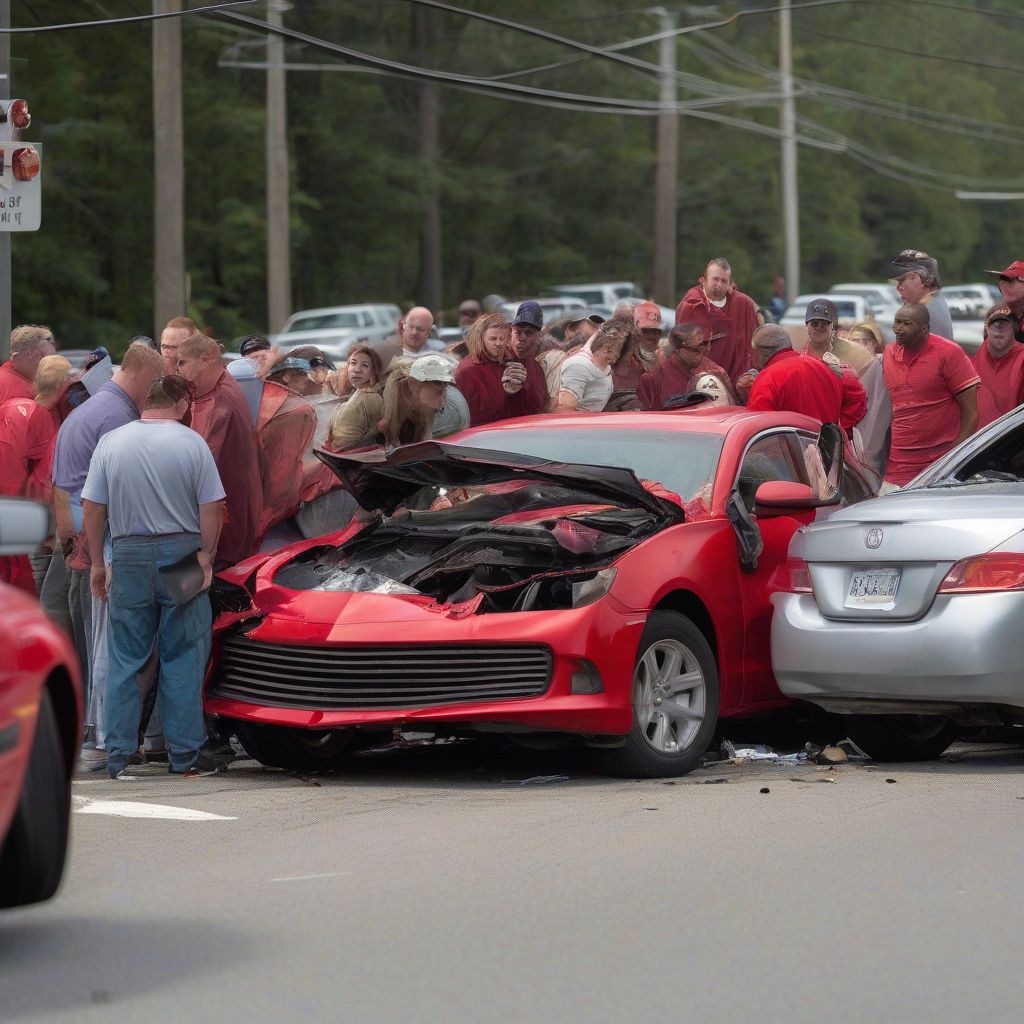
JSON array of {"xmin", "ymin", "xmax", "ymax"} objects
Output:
[
  {"xmin": 598, "ymin": 610, "xmax": 719, "ymax": 778},
  {"xmin": 634, "ymin": 639, "xmax": 706, "ymax": 755}
]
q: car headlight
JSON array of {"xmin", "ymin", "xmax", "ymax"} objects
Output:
[{"xmin": 570, "ymin": 568, "xmax": 617, "ymax": 608}]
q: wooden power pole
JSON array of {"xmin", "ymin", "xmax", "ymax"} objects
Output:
[
  {"xmin": 652, "ymin": 8, "xmax": 677, "ymax": 308},
  {"xmin": 152, "ymin": 0, "xmax": 186, "ymax": 336},
  {"xmin": 266, "ymin": 0, "xmax": 291, "ymax": 334},
  {"xmin": 415, "ymin": 6, "xmax": 442, "ymax": 317}
]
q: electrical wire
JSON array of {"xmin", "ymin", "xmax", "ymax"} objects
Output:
[
  {"xmin": 0, "ymin": 0, "xmax": 258, "ymax": 32},
  {"xmin": 685, "ymin": 31, "xmax": 1024, "ymax": 144}
]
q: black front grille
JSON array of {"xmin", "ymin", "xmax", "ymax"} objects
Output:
[{"xmin": 209, "ymin": 636, "xmax": 553, "ymax": 710}]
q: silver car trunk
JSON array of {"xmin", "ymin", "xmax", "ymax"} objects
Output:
[{"xmin": 793, "ymin": 486, "xmax": 1024, "ymax": 621}]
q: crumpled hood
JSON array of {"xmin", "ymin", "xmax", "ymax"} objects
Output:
[{"xmin": 313, "ymin": 440, "xmax": 685, "ymax": 521}]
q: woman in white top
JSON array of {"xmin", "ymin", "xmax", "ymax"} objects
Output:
[{"xmin": 555, "ymin": 321, "xmax": 628, "ymax": 412}]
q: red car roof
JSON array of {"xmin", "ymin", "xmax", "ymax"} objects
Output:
[{"xmin": 453, "ymin": 406, "xmax": 825, "ymax": 441}]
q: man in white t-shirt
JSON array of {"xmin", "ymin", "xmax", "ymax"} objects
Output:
[{"xmin": 82, "ymin": 375, "xmax": 226, "ymax": 779}]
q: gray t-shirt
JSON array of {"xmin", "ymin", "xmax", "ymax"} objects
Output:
[
  {"xmin": 558, "ymin": 352, "xmax": 613, "ymax": 411},
  {"xmin": 925, "ymin": 292, "xmax": 955, "ymax": 342},
  {"xmin": 82, "ymin": 420, "xmax": 225, "ymax": 538}
]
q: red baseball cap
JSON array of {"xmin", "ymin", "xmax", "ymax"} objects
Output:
[{"xmin": 986, "ymin": 260, "xmax": 1024, "ymax": 282}]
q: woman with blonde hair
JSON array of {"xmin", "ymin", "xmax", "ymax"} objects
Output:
[
  {"xmin": 455, "ymin": 312, "xmax": 546, "ymax": 425},
  {"xmin": 848, "ymin": 321, "xmax": 885, "ymax": 355},
  {"xmin": 325, "ymin": 354, "xmax": 454, "ymax": 451}
]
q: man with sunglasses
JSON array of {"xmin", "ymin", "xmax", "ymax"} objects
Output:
[
  {"xmin": 802, "ymin": 298, "xmax": 868, "ymax": 432},
  {"xmin": 637, "ymin": 323, "xmax": 734, "ymax": 410},
  {"xmin": 986, "ymin": 260, "xmax": 1024, "ymax": 342}
]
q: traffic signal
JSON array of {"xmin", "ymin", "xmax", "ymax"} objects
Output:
[{"xmin": 0, "ymin": 99, "xmax": 30, "ymax": 138}]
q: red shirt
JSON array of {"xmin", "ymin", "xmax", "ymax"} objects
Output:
[
  {"xmin": 747, "ymin": 348, "xmax": 843, "ymax": 423},
  {"xmin": 972, "ymin": 340, "xmax": 1024, "ymax": 429},
  {"xmin": 883, "ymin": 333, "xmax": 980, "ymax": 485},
  {"xmin": 637, "ymin": 354, "xmax": 732, "ymax": 411},
  {"xmin": 802, "ymin": 352, "xmax": 868, "ymax": 430},
  {"xmin": 455, "ymin": 355, "xmax": 546, "ymax": 426},
  {"xmin": 674, "ymin": 284, "xmax": 758, "ymax": 385},
  {"xmin": 190, "ymin": 370, "xmax": 263, "ymax": 566},
  {"xmin": 0, "ymin": 361, "xmax": 33, "ymax": 404},
  {"xmin": 0, "ymin": 397, "xmax": 58, "ymax": 500}
]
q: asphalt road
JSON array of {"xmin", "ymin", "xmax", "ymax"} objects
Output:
[{"xmin": 2, "ymin": 738, "xmax": 1022, "ymax": 1023}]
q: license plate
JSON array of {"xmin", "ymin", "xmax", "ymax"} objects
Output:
[{"xmin": 847, "ymin": 568, "xmax": 901, "ymax": 606}]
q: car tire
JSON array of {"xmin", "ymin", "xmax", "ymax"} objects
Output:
[
  {"xmin": 598, "ymin": 611, "xmax": 719, "ymax": 778},
  {"xmin": 0, "ymin": 690, "xmax": 71, "ymax": 909},
  {"xmin": 232, "ymin": 721, "xmax": 356, "ymax": 772},
  {"xmin": 844, "ymin": 714, "xmax": 957, "ymax": 762}
]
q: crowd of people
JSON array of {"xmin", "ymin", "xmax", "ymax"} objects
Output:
[{"xmin": 2, "ymin": 249, "xmax": 1023, "ymax": 779}]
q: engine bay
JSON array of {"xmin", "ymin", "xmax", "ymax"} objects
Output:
[{"xmin": 272, "ymin": 480, "xmax": 672, "ymax": 612}]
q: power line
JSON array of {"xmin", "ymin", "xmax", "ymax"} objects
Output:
[
  {"xmin": 811, "ymin": 29, "xmax": 1024, "ymax": 76},
  {"xmin": 1, "ymin": 0, "xmax": 258, "ymax": 32}
]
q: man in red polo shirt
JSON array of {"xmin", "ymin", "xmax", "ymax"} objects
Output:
[
  {"xmin": 882, "ymin": 304, "xmax": 979, "ymax": 491},
  {"xmin": 746, "ymin": 324, "xmax": 843, "ymax": 423},
  {"xmin": 985, "ymin": 260, "xmax": 1024, "ymax": 341},
  {"xmin": 973, "ymin": 306, "xmax": 1024, "ymax": 429}
]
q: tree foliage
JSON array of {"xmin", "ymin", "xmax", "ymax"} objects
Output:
[{"xmin": 10, "ymin": 0, "xmax": 1024, "ymax": 354}]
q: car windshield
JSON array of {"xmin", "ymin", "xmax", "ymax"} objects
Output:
[
  {"xmin": 451, "ymin": 427, "xmax": 724, "ymax": 502},
  {"xmin": 285, "ymin": 312, "xmax": 360, "ymax": 332}
]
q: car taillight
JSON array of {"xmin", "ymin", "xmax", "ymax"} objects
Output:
[
  {"xmin": 937, "ymin": 553, "xmax": 1024, "ymax": 594},
  {"xmin": 768, "ymin": 558, "xmax": 813, "ymax": 594}
]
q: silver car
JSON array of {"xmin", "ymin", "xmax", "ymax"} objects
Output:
[{"xmin": 770, "ymin": 407, "xmax": 1024, "ymax": 761}]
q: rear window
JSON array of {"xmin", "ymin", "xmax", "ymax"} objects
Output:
[{"xmin": 454, "ymin": 427, "xmax": 724, "ymax": 502}]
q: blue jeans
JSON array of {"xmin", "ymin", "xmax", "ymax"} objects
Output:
[{"xmin": 105, "ymin": 534, "xmax": 211, "ymax": 773}]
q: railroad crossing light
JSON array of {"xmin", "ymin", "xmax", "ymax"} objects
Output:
[{"xmin": 0, "ymin": 99, "xmax": 30, "ymax": 133}]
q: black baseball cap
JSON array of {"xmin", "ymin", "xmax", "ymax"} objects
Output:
[{"xmin": 804, "ymin": 299, "xmax": 837, "ymax": 324}]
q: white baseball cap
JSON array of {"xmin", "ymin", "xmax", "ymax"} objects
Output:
[
  {"xmin": 410, "ymin": 353, "xmax": 456, "ymax": 384},
  {"xmin": 694, "ymin": 373, "xmax": 729, "ymax": 405}
]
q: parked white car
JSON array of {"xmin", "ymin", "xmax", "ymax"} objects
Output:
[
  {"xmin": 829, "ymin": 282, "xmax": 901, "ymax": 321},
  {"xmin": 943, "ymin": 283, "xmax": 1001, "ymax": 320},
  {"xmin": 273, "ymin": 304, "xmax": 402, "ymax": 361},
  {"xmin": 547, "ymin": 281, "xmax": 642, "ymax": 308}
]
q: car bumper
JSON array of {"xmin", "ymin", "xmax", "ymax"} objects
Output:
[
  {"xmin": 771, "ymin": 591, "xmax": 1024, "ymax": 709},
  {"xmin": 205, "ymin": 594, "xmax": 646, "ymax": 736}
]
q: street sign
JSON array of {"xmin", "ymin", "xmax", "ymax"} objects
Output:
[{"xmin": 0, "ymin": 140, "xmax": 40, "ymax": 230}]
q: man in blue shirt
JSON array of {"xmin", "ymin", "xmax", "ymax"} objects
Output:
[{"xmin": 43, "ymin": 342, "xmax": 163, "ymax": 770}]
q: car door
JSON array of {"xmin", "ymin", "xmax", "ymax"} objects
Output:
[{"xmin": 731, "ymin": 429, "xmax": 813, "ymax": 706}]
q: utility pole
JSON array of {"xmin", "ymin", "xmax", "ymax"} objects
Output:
[
  {"xmin": 415, "ymin": 6, "xmax": 442, "ymax": 317},
  {"xmin": 152, "ymin": 0, "xmax": 186, "ymax": 336},
  {"xmin": 0, "ymin": 0, "xmax": 11, "ymax": 360},
  {"xmin": 266, "ymin": 1, "xmax": 291, "ymax": 333},
  {"xmin": 652, "ymin": 7, "xmax": 677, "ymax": 307},
  {"xmin": 779, "ymin": 0, "xmax": 800, "ymax": 304}
]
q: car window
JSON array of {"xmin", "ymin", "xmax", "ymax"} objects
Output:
[
  {"xmin": 360, "ymin": 311, "xmax": 373, "ymax": 327},
  {"xmin": 735, "ymin": 433, "xmax": 802, "ymax": 512},
  {"xmin": 455, "ymin": 428, "xmax": 724, "ymax": 503}
]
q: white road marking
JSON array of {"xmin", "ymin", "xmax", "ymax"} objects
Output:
[
  {"xmin": 271, "ymin": 872, "xmax": 351, "ymax": 883},
  {"xmin": 72, "ymin": 795, "xmax": 237, "ymax": 821}
]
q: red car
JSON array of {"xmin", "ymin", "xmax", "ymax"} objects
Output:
[
  {"xmin": 207, "ymin": 409, "xmax": 874, "ymax": 777},
  {"xmin": 0, "ymin": 498, "xmax": 82, "ymax": 909}
]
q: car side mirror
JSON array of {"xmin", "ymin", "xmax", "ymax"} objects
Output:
[
  {"xmin": 754, "ymin": 480, "xmax": 839, "ymax": 518},
  {"xmin": 0, "ymin": 498, "xmax": 48, "ymax": 554}
]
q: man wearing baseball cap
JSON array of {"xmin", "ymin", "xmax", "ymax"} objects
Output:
[
  {"xmin": 563, "ymin": 309, "xmax": 605, "ymax": 347},
  {"xmin": 888, "ymin": 249, "xmax": 955, "ymax": 341},
  {"xmin": 985, "ymin": 261, "xmax": 1024, "ymax": 341},
  {"xmin": 802, "ymin": 299, "xmax": 868, "ymax": 433},
  {"xmin": 608, "ymin": 301, "xmax": 663, "ymax": 410},
  {"xmin": 972, "ymin": 306, "xmax": 1024, "ymax": 429}
]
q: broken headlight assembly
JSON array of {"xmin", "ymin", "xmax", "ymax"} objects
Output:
[{"xmin": 569, "ymin": 568, "xmax": 617, "ymax": 608}]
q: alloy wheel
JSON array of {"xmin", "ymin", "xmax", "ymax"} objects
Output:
[{"xmin": 632, "ymin": 639, "xmax": 706, "ymax": 754}]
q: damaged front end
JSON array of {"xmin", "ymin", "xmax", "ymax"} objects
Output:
[{"xmin": 272, "ymin": 480, "xmax": 672, "ymax": 613}]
